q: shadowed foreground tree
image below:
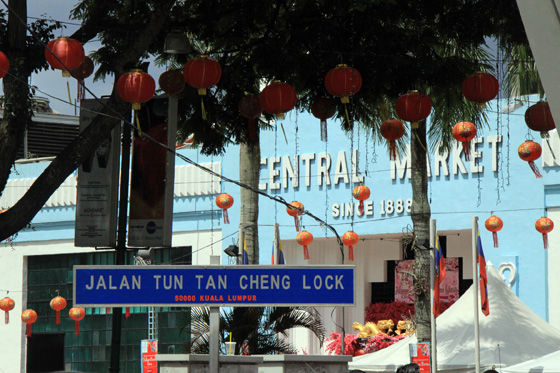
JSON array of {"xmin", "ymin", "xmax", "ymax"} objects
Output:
[
  {"xmin": 183, "ymin": 306, "xmax": 325, "ymax": 355},
  {"xmin": 0, "ymin": 0, "xmax": 535, "ymax": 344}
]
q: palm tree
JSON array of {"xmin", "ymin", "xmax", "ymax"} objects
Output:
[{"xmin": 182, "ymin": 306, "xmax": 325, "ymax": 355}]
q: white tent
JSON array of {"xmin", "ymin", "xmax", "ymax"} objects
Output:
[
  {"xmin": 502, "ymin": 349, "xmax": 560, "ymax": 373},
  {"xmin": 349, "ymin": 263, "xmax": 560, "ymax": 373}
]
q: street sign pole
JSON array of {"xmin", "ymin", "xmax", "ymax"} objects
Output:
[{"xmin": 209, "ymin": 255, "xmax": 220, "ymax": 373}]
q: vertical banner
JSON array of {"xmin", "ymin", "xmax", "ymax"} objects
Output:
[
  {"xmin": 141, "ymin": 339, "xmax": 158, "ymax": 373},
  {"xmin": 409, "ymin": 342, "xmax": 431, "ymax": 373},
  {"xmin": 75, "ymin": 99, "xmax": 121, "ymax": 247},
  {"xmin": 128, "ymin": 97, "xmax": 175, "ymax": 247}
]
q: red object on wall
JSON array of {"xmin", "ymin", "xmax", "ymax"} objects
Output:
[
  {"xmin": 50, "ymin": 296, "xmax": 67, "ymax": 325},
  {"xmin": 0, "ymin": 51, "xmax": 9, "ymax": 78},
  {"xmin": 452, "ymin": 121, "xmax": 477, "ymax": 161},
  {"xmin": 45, "ymin": 37, "xmax": 85, "ymax": 77},
  {"xmin": 525, "ymin": 101, "xmax": 556, "ymax": 136},
  {"xmin": 296, "ymin": 230, "xmax": 313, "ymax": 260},
  {"xmin": 536, "ymin": 217, "xmax": 554, "ymax": 249},
  {"xmin": 216, "ymin": 193, "xmax": 234, "ymax": 224},
  {"xmin": 117, "ymin": 70, "xmax": 156, "ymax": 110},
  {"xmin": 69, "ymin": 307, "xmax": 86, "ymax": 335},
  {"xmin": 159, "ymin": 69, "xmax": 185, "ymax": 95},
  {"xmin": 342, "ymin": 231, "xmax": 359, "ymax": 261},
  {"xmin": 462, "ymin": 71, "xmax": 499, "ymax": 106},
  {"xmin": 311, "ymin": 97, "xmax": 337, "ymax": 142},
  {"xmin": 21, "ymin": 309, "xmax": 37, "ymax": 337},
  {"xmin": 485, "ymin": 216, "xmax": 503, "ymax": 248},
  {"xmin": 518, "ymin": 140, "xmax": 543, "ymax": 178},
  {"xmin": 286, "ymin": 201, "xmax": 304, "ymax": 231},
  {"xmin": 324, "ymin": 64, "xmax": 362, "ymax": 104},
  {"xmin": 239, "ymin": 94, "xmax": 263, "ymax": 141},
  {"xmin": 380, "ymin": 118, "xmax": 405, "ymax": 160},
  {"xmin": 352, "ymin": 185, "xmax": 371, "ymax": 216},
  {"xmin": 259, "ymin": 81, "xmax": 297, "ymax": 120},
  {"xmin": 0, "ymin": 297, "xmax": 15, "ymax": 324},
  {"xmin": 183, "ymin": 55, "xmax": 221, "ymax": 95},
  {"xmin": 395, "ymin": 91, "xmax": 432, "ymax": 129}
]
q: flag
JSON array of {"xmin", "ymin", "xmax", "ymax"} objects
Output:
[
  {"xmin": 243, "ymin": 236, "xmax": 249, "ymax": 265},
  {"xmin": 271, "ymin": 242, "xmax": 275, "ymax": 265},
  {"xmin": 477, "ymin": 230, "xmax": 490, "ymax": 316},
  {"xmin": 433, "ymin": 235, "xmax": 446, "ymax": 316},
  {"xmin": 278, "ymin": 239, "xmax": 285, "ymax": 265}
]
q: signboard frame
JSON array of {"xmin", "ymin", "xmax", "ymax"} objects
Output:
[{"xmin": 73, "ymin": 265, "xmax": 355, "ymax": 308}]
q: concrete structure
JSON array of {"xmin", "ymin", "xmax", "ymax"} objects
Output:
[{"xmin": 1, "ymin": 93, "xmax": 560, "ymax": 369}]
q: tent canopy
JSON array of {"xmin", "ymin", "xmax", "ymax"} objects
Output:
[{"xmin": 349, "ymin": 263, "xmax": 560, "ymax": 373}]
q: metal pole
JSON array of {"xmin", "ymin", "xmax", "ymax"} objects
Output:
[
  {"xmin": 109, "ymin": 120, "xmax": 130, "ymax": 373},
  {"xmin": 209, "ymin": 255, "xmax": 221, "ymax": 373},
  {"xmin": 429, "ymin": 219, "xmax": 437, "ymax": 373},
  {"xmin": 340, "ymin": 241, "xmax": 345, "ymax": 356},
  {"xmin": 472, "ymin": 217, "xmax": 481, "ymax": 373}
]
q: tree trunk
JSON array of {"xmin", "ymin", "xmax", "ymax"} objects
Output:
[
  {"xmin": 410, "ymin": 120, "xmax": 431, "ymax": 343},
  {"xmin": 0, "ymin": 0, "xmax": 30, "ymax": 195},
  {"xmin": 239, "ymin": 137, "xmax": 260, "ymax": 264}
]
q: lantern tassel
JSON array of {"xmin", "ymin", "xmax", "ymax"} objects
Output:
[
  {"xmin": 493, "ymin": 232, "xmax": 499, "ymax": 248},
  {"xmin": 77, "ymin": 80, "xmax": 85, "ymax": 101},
  {"xmin": 67, "ymin": 81, "xmax": 72, "ymax": 104},
  {"xmin": 545, "ymin": 136, "xmax": 556, "ymax": 159},
  {"xmin": 462, "ymin": 141, "xmax": 471, "ymax": 161},
  {"xmin": 280, "ymin": 123, "xmax": 288, "ymax": 145},
  {"xmin": 389, "ymin": 140, "xmax": 397, "ymax": 161},
  {"xmin": 320, "ymin": 120, "xmax": 328, "ymax": 142},
  {"xmin": 543, "ymin": 233, "xmax": 548, "ymax": 249},
  {"xmin": 201, "ymin": 97, "xmax": 207, "ymax": 121},
  {"xmin": 294, "ymin": 216, "xmax": 300, "ymax": 232},
  {"xmin": 126, "ymin": 307, "xmax": 130, "ymax": 318},
  {"xmin": 349, "ymin": 246, "xmax": 354, "ymax": 261},
  {"xmin": 26, "ymin": 323, "xmax": 32, "ymax": 337},
  {"xmin": 74, "ymin": 320, "xmax": 80, "ymax": 335},
  {"xmin": 529, "ymin": 161, "xmax": 543, "ymax": 178},
  {"xmin": 56, "ymin": 310, "xmax": 61, "ymax": 325},
  {"xmin": 248, "ymin": 118, "xmax": 257, "ymax": 141},
  {"xmin": 344, "ymin": 104, "xmax": 351, "ymax": 127},
  {"xmin": 358, "ymin": 201, "xmax": 365, "ymax": 216},
  {"xmin": 134, "ymin": 112, "xmax": 142, "ymax": 137},
  {"xmin": 303, "ymin": 245, "xmax": 309, "ymax": 260},
  {"xmin": 4, "ymin": 310, "xmax": 8, "ymax": 324},
  {"xmin": 223, "ymin": 209, "xmax": 230, "ymax": 224}
]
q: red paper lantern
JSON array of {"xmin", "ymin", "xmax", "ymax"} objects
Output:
[
  {"xmin": 380, "ymin": 118, "xmax": 405, "ymax": 160},
  {"xmin": 50, "ymin": 296, "xmax": 67, "ymax": 325},
  {"xmin": 525, "ymin": 101, "xmax": 556, "ymax": 137},
  {"xmin": 0, "ymin": 51, "xmax": 9, "ymax": 78},
  {"xmin": 259, "ymin": 81, "xmax": 297, "ymax": 120},
  {"xmin": 311, "ymin": 97, "xmax": 337, "ymax": 142},
  {"xmin": 342, "ymin": 231, "xmax": 359, "ymax": 261},
  {"xmin": 452, "ymin": 121, "xmax": 477, "ymax": 161},
  {"xmin": 21, "ymin": 309, "xmax": 37, "ymax": 337},
  {"xmin": 462, "ymin": 71, "xmax": 499, "ymax": 106},
  {"xmin": 0, "ymin": 297, "xmax": 15, "ymax": 324},
  {"xmin": 286, "ymin": 201, "xmax": 304, "ymax": 231},
  {"xmin": 296, "ymin": 230, "xmax": 313, "ymax": 260},
  {"xmin": 352, "ymin": 185, "xmax": 371, "ymax": 216},
  {"xmin": 536, "ymin": 217, "xmax": 554, "ymax": 249},
  {"xmin": 239, "ymin": 94, "xmax": 263, "ymax": 141},
  {"xmin": 216, "ymin": 193, "xmax": 234, "ymax": 224},
  {"xmin": 70, "ymin": 56, "xmax": 94, "ymax": 80},
  {"xmin": 325, "ymin": 64, "xmax": 362, "ymax": 104},
  {"xmin": 395, "ymin": 91, "xmax": 432, "ymax": 129},
  {"xmin": 518, "ymin": 140, "xmax": 543, "ymax": 178},
  {"xmin": 159, "ymin": 69, "xmax": 185, "ymax": 95},
  {"xmin": 183, "ymin": 55, "xmax": 221, "ymax": 95},
  {"xmin": 117, "ymin": 69, "xmax": 156, "ymax": 111},
  {"xmin": 69, "ymin": 307, "xmax": 85, "ymax": 335},
  {"xmin": 45, "ymin": 37, "xmax": 85, "ymax": 77},
  {"xmin": 485, "ymin": 216, "xmax": 503, "ymax": 248}
]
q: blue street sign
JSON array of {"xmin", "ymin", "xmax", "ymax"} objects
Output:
[{"xmin": 73, "ymin": 265, "xmax": 355, "ymax": 307}]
